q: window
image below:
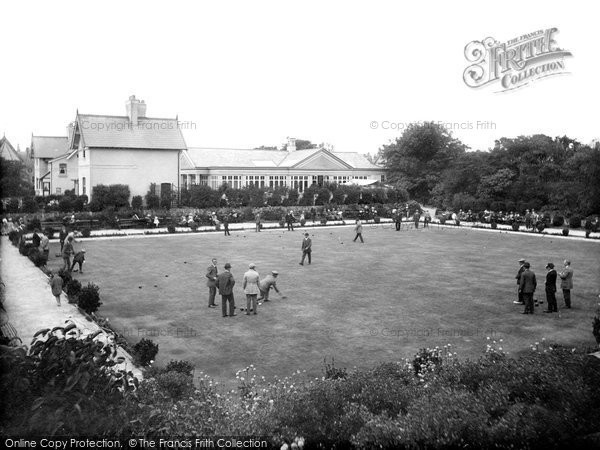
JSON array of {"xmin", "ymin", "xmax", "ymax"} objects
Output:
[
  {"xmin": 189, "ymin": 174, "xmax": 196, "ymax": 185},
  {"xmin": 59, "ymin": 163, "xmax": 67, "ymax": 177},
  {"xmin": 182, "ymin": 174, "xmax": 188, "ymax": 189},
  {"xmin": 56, "ymin": 187, "xmax": 62, "ymax": 194},
  {"xmin": 381, "ymin": 174, "xmax": 386, "ymax": 182},
  {"xmin": 82, "ymin": 177, "xmax": 86, "ymax": 195},
  {"xmin": 199, "ymin": 175, "xmax": 208, "ymax": 186}
]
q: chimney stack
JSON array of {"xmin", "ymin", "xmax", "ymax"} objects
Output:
[
  {"xmin": 287, "ymin": 137, "xmax": 296, "ymax": 152},
  {"xmin": 126, "ymin": 95, "xmax": 146, "ymax": 125}
]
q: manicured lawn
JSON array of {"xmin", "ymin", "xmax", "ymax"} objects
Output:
[{"xmin": 46, "ymin": 225, "xmax": 600, "ymax": 388}]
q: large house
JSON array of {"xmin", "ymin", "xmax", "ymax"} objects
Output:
[
  {"xmin": 68, "ymin": 95, "xmax": 186, "ymax": 202},
  {"xmin": 180, "ymin": 138, "xmax": 385, "ymax": 192}
]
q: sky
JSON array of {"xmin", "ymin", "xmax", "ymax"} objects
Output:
[{"xmin": 1, "ymin": 0, "xmax": 598, "ymax": 156}]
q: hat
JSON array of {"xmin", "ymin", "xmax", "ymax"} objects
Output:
[
  {"xmin": 248, "ymin": 263, "xmax": 256, "ymax": 269},
  {"xmin": 224, "ymin": 263, "xmax": 231, "ymax": 269},
  {"xmin": 272, "ymin": 270, "xmax": 279, "ymax": 275},
  {"xmin": 523, "ymin": 262, "xmax": 531, "ymax": 268},
  {"xmin": 518, "ymin": 258, "xmax": 525, "ymax": 263},
  {"xmin": 545, "ymin": 262, "xmax": 554, "ymax": 269}
]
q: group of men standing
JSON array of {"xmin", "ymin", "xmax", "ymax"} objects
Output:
[
  {"xmin": 515, "ymin": 258, "xmax": 574, "ymax": 314},
  {"xmin": 206, "ymin": 258, "xmax": 282, "ymax": 318}
]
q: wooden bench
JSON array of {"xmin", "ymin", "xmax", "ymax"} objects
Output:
[{"xmin": 118, "ymin": 218, "xmax": 150, "ymax": 229}]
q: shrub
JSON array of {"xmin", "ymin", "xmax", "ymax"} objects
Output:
[
  {"xmin": 511, "ymin": 222, "xmax": 520, "ymax": 231},
  {"xmin": 323, "ymin": 357, "xmax": 348, "ymax": 380},
  {"xmin": 167, "ymin": 224, "xmax": 176, "ymax": 233},
  {"xmin": 165, "ymin": 359, "xmax": 195, "ymax": 376},
  {"xmin": 26, "ymin": 217, "xmax": 41, "ymax": 232},
  {"xmin": 65, "ymin": 279, "xmax": 82, "ymax": 303},
  {"xmin": 154, "ymin": 371, "xmax": 194, "ymax": 400},
  {"xmin": 27, "ymin": 247, "xmax": 45, "ymax": 267},
  {"xmin": 552, "ymin": 215, "xmax": 565, "ymax": 227},
  {"xmin": 593, "ymin": 312, "xmax": 600, "ymax": 346},
  {"xmin": 145, "ymin": 191, "xmax": 160, "ymax": 209},
  {"xmin": 562, "ymin": 228, "xmax": 569, "ymax": 236},
  {"xmin": 81, "ymin": 228, "xmax": 91, "ymax": 238},
  {"xmin": 0, "ymin": 325, "xmax": 137, "ymax": 435},
  {"xmin": 491, "ymin": 222, "xmax": 498, "ymax": 229},
  {"xmin": 21, "ymin": 197, "xmax": 38, "ymax": 213},
  {"xmin": 77, "ymin": 283, "xmax": 102, "ymax": 315},
  {"xmin": 133, "ymin": 338, "xmax": 159, "ymax": 366},
  {"xmin": 131, "ymin": 195, "xmax": 143, "ymax": 210},
  {"xmin": 569, "ymin": 215, "xmax": 582, "ymax": 229}
]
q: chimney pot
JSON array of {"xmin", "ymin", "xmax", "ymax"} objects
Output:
[{"xmin": 287, "ymin": 137, "xmax": 296, "ymax": 152}]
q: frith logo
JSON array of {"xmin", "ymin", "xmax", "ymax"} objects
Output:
[{"xmin": 463, "ymin": 28, "xmax": 572, "ymax": 92}]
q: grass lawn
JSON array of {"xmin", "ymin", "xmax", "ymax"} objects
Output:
[{"xmin": 46, "ymin": 225, "xmax": 600, "ymax": 388}]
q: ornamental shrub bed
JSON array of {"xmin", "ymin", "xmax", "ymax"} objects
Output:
[{"xmin": 1, "ymin": 331, "xmax": 599, "ymax": 447}]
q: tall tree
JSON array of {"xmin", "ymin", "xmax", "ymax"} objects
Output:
[{"xmin": 381, "ymin": 122, "xmax": 467, "ymax": 202}]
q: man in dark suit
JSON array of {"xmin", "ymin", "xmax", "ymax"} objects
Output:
[
  {"xmin": 543, "ymin": 262, "xmax": 558, "ymax": 313},
  {"xmin": 217, "ymin": 263, "xmax": 236, "ymax": 317},
  {"xmin": 300, "ymin": 233, "xmax": 312, "ymax": 265},
  {"xmin": 519, "ymin": 262, "xmax": 537, "ymax": 314},
  {"xmin": 206, "ymin": 258, "xmax": 218, "ymax": 308},
  {"xmin": 513, "ymin": 258, "xmax": 526, "ymax": 304}
]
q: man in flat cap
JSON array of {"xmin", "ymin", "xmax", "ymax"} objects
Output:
[
  {"xmin": 519, "ymin": 262, "xmax": 537, "ymax": 314},
  {"xmin": 543, "ymin": 262, "xmax": 558, "ymax": 313},
  {"xmin": 513, "ymin": 258, "xmax": 526, "ymax": 304},
  {"xmin": 258, "ymin": 270, "xmax": 282, "ymax": 304},
  {"xmin": 206, "ymin": 258, "xmax": 219, "ymax": 308},
  {"xmin": 559, "ymin": 260, "xmax": 574, "ymax": 308},
  {"xmin": 243, "ymin": 263, "xmax": 260, "ymax": 315},
  {"xmin": 217, "ymin": 263, "xmax": 236, "ymax": 317},
  {"xmin": 300, "ymin": 233, "xmax": 312, "ymax": 265}
]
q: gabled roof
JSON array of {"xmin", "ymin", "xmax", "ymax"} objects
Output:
[
  {"xmin": 0, "ymin": 136, "xmax": 23, "ymax": 161},
  {"xmin": 76, "ymin": 114, "xmax": 187, "ymax": 150},
  {"xmin": 183, "ymin": 147, "xmax": 383, "ymax": 170},
  {"xmin": 31, "ymin": 136, "xmax": 69, "ymax": 159}
]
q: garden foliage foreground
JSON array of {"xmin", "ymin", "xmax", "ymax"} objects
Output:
[{"xmin": 1, "ymin": 328, "xmax": 600, "ymax": 449}]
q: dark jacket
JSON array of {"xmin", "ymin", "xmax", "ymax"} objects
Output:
[
  {"xmin": 519, "ymin": 269, "xmax": 537, "ymax": 294},
  {"xmin": 301, "ymin": 237, "xmax": 312, "ymax": 253},
  {"xmin": 217, "ymin": 270, "xmax": 235, "ymax": 295},
  {"xmin": 545, "ymin": 269, "xmax": 557, "ymax": 291}
]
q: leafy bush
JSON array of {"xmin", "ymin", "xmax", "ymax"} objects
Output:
[
  {"xmin": 167, "ymin": 224, "xmax": 176, "ymax": 233},
  {"xmin": 154, "ymin": 371, "xmax": 195, "ymax": 400},
  {"xmin": 0, "ymin": 325, "xmax": 137, "ymax": 435},
  {"xmin": 323, "ymin": 357, "xmax": 347, "ymax": 380},
  {"xmin": 569, "ymin": 215, "xmax": 582, "ymax": 228},
  {"xmin": 553, "ymin": 215, "xmax": 565, "ymax": 226},
  {"xmin": 165, "ymin": 359, "xmax": 195, "ymax": 376},
  {"xmin": 131, "ymin": 195, "xmax": 143, "ymax": 210},
  {"xmin": 145, "ymin": 192, "xmax": 160, "ymax": 209},
  {"xmin": 562, "ymin": 228, "xmax": 569, "ymax": 236},
  {"xmin": 81, "ymin": 228, "xmax": 91, "ymax": 238},
  {"xmin": 133, "ymin": 338, "xmax": 159, "ymax": 366},
  {"xmin": 65, "ymin": 279, "xmax": 82, "ymax": 303},
  {"xmin": 77, "ymin": 282, "xmax": 102, "ymax": 314}
]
